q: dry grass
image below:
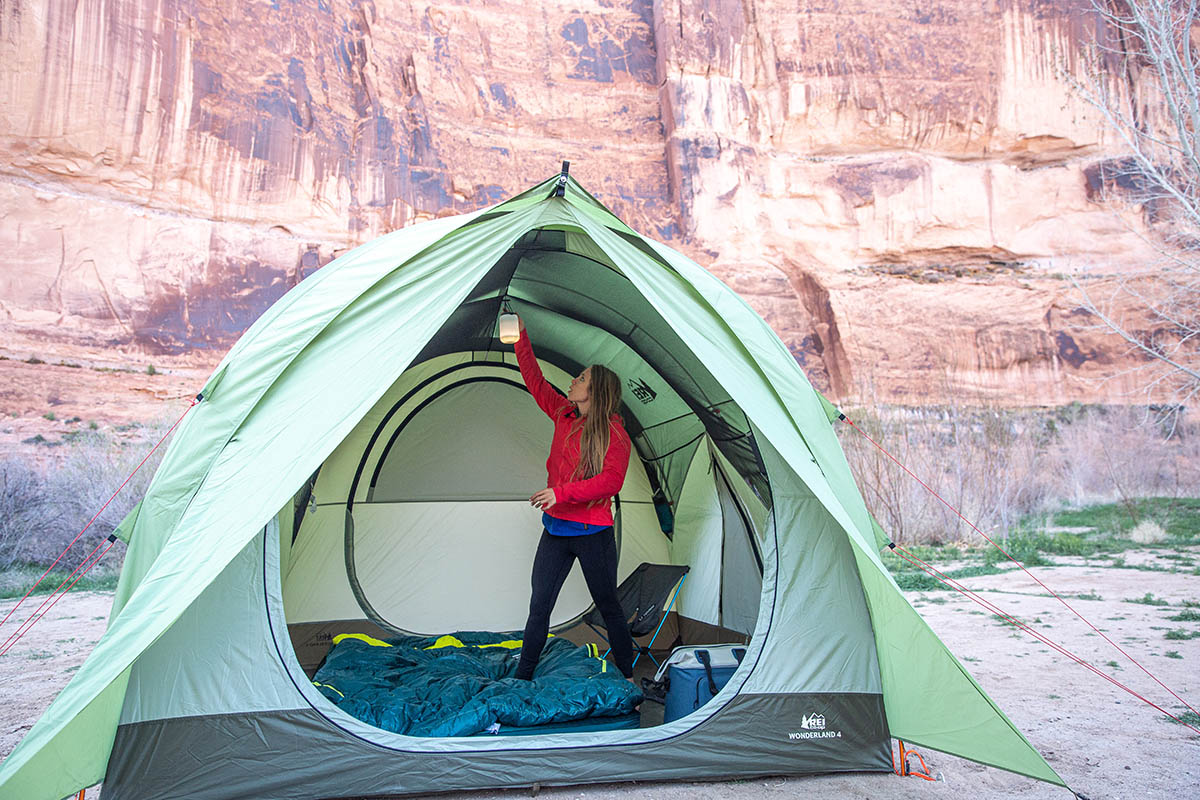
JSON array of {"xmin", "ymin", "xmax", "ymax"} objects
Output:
[
  {"xmin": 3, "ymin": 404, "xmax": 1197, "ymax": 569},
  {"xmin": 838, "ymin": 404, "xmax": 1200, "ymax": 546},
  {"xmin": 0, "ymin": 424, "xmax": 173, "ymax": 576},
  {"xmin": 1130, "ymin": 520, "xmax": 1168, "ymax": 544}
]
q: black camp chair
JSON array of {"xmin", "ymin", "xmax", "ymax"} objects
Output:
[{"xmin": 584, "ymin": 563, "xmax": 689, "ymax": 669}]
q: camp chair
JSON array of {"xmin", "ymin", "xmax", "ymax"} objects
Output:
[{"xmin": 583, "ymin": 563, "xmax": 689, "ymax": 669}]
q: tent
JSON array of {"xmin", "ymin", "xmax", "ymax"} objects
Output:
[{"xmin": 0, "ymin": 172, "xmax": 1066, "ymax": 799}]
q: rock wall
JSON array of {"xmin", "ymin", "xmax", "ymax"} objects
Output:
[{"xmin": 0, "ymin": 0, "xmax": 1168, "ymax": 406}]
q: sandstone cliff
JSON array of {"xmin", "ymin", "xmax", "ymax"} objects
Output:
[{"xmin": 0, "ymin": 0, "xmax": 1171, "ymax": 423}]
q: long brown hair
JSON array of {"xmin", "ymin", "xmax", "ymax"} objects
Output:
[{"xmin": 575, "ymin": 364, "xmax": 622, "ymax": 479}]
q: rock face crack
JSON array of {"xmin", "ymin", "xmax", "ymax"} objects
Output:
[
  {"xmin": 789, "ymin": 267, "xmax": 852, "ymax": 397},
  {"xmin": 89, "ymin": 260, "xmax": 132, "ymax": 335},
  {"xmin": 47, "ymin": 229, "xmax": 66, "ymax": 314}
]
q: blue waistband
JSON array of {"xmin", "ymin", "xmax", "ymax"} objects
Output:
[{"xmin": 542, "ymin": 512, "xmax": 605, "ymax": 537}]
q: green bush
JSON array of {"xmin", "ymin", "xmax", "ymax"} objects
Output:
[
  {"xmin": 887, "ymin": 562, "xmax": 1005, "ymax": 592},
  {"xmin": 1051, "ymin": 498, "xmax": 1200, "ymax": 543},
  {"xmin": 945, "ymin": 564, "xmax": 1005, "ymax": 580},
  {"xmin": 1041, "ymin": 532, "xmax": 1090, "ymax": 556},
  {"xmin": 892, "ymin": 572, "xmax": 945, "ymax": 592},
  {"xmin": 985, "ymin": 534, "xmax": 1047, "ymax": 567},
  {"xmin": 1127, "ymin": 593, "xmax": 1170, "ymax": 606},
  {"xmin": 1164, "ymin": 629, "xmax": 1200, "ymax": 640},
  {"xmin": 1169, "ymin": 711, "xmax": 1200, "ymax": 727}
]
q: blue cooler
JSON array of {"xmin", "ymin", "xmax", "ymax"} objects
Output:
[{"xmin": 658, "ymin": 645, "xmax": 747, "ymax": 723}]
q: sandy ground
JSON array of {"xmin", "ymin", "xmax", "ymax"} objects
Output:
[
  {"xmin": 0, "ymin": 341, "xmax": 212, "ymax": 465},
  {"xmin": 1, "ymin": 552, "xmax": 1198, "ymax": 800}
]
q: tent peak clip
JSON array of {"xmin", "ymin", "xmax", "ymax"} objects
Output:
[{"xmin": 553, "ymin": 161, "xmax": 570, "ymax": 197}]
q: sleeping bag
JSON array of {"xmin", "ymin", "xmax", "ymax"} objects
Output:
[{"xmin": 311, "ymin": 631, "xmax": 642, "ymax": 737}]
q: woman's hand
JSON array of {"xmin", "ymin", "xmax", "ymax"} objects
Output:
[
  {"xmin": 530, "ymin": 488, "xmax": 555, "ymax": 511},
  {"xmin": 517, "ymin": 314, "xmax": 525, "ymax": 332}
]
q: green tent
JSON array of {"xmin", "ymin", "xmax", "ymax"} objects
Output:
[{"xmin": 0, "ymin": 173, "xmax": 1066, "ymax": 799}]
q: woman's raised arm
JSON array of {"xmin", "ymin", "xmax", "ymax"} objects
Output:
[{"xmin": 513, "ymin": 323, "xmax": 569, "ymax": 419}]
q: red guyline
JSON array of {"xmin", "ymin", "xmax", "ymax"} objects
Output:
[
  {"xmin": 842, "ymin": 415, "xmax": 1199, "ymax": 721},
  {"xmin": 0, "ymin": 397, "xmax": 198, "ymax": 635},
  {"xmin": 896, "ymin": 547, "xmax": 1101, "ymax": 668},
  {"xmin": 0, "ymin": 534, "xmax": 113, "ymax": 655},
  {"xmin": 0, "ymin": 538, "xmax": 118, "ymax": 657},
  {"xmin": 892, "ymin": 545, "xmax": 1200, "ymax": 735}
]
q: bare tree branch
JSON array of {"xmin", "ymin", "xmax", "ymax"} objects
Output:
[
  {"xmin": 1073, "ymin": 276, "xmax": 1200, "ymax": 384},
  {"xmin": 1061, "ymin": 0, "xmax": 1200, "ymax": 410}
]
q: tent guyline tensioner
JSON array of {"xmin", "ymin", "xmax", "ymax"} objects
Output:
[
  {"xmin": 0, "ymin": 393, "xmax": 204, "ymax": 654},
  {"xmin": 843, "ymin": 413, "xmax": 1199, "ymax": 734},
  {"xmin": 891, "ymin": 740, "xmax": 938, "ymax": 782}
]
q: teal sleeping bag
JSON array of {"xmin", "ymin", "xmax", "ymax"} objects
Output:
[{"xmin": 311, "ymin": 631, "xmax": 642, "ymax": 737}]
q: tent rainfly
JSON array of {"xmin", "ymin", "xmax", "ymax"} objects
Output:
[{"xmin": 0, "ymin": 172, "xmax": 1066, "ymax": 799}]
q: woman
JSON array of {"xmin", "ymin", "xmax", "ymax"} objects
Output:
[{"xmin": 511, "ymin": 316, "xmax": 636, "ymax": 681}]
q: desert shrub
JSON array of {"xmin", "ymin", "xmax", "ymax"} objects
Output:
[
  {"xmin": 0, "ymin": 422, "xmax": 173, "ymax": 575},
  {"xmin": 839, "ymin": 404, "xmax": 1051, "ymax": 545},
  {"xmin": 944, "ymin": 564, "xmax": 1006, "ymax": 580},
  {"xmin": 838, "ymin": 402, "xmax": 1200, "ymax": 547},
  {"xmin": 1041, "ymin": 532, "xmax": 1092, "ymax": 556},
  {"xmin": 0, "ymin": 458, "xmax": 57, "ymax": 568},
  {"xmin": 1162, "ymin": 498, "xmax": 1200, "ymax": 540},
  {"xmin": 1130, "ymin": 520, "xmax": 1168, "ymax": 544},
  {"xmin": 892, "ymin": 572, "xmax": 945, "ymax": 591},
  {"xmin": 984, "ymin": 534, "xmax": 1047, "ymax": 567}
]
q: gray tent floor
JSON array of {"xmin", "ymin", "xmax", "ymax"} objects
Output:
[{"xmin": 633, "ymin": 656, "xmax": 666, "ymax": 727}]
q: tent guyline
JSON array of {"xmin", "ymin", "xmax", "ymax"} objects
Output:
[
  {"xmin": 0, "ymin": 395, "xmax": 201, "ymax": 654},
  {"xmin": 838, "ymin": 414, "xmax": 1199, "ymax": 722},
  {"xmin": 0, "ymin": 533, "xmax": 115, "ymax": 656},
  {"xmin": 891, "ymin": 543, "xmax": 1200, "ymax": 735},
  {"xmin": 0, "ymin": 535, "xmax": 120, "ymax": 657}
]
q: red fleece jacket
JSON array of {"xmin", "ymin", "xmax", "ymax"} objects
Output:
[{"xmin": 514, "ymin": 331, "xmax": 631, "ymax": 526}]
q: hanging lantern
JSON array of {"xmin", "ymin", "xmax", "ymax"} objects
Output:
[{"xmin": 498, "ymin": 313, "xmax": 520, "ymax": 344}]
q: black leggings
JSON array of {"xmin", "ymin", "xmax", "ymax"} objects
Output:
[{"xmin": 515, "ymin": 527, "xmax": 635, "ymax": 680}]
